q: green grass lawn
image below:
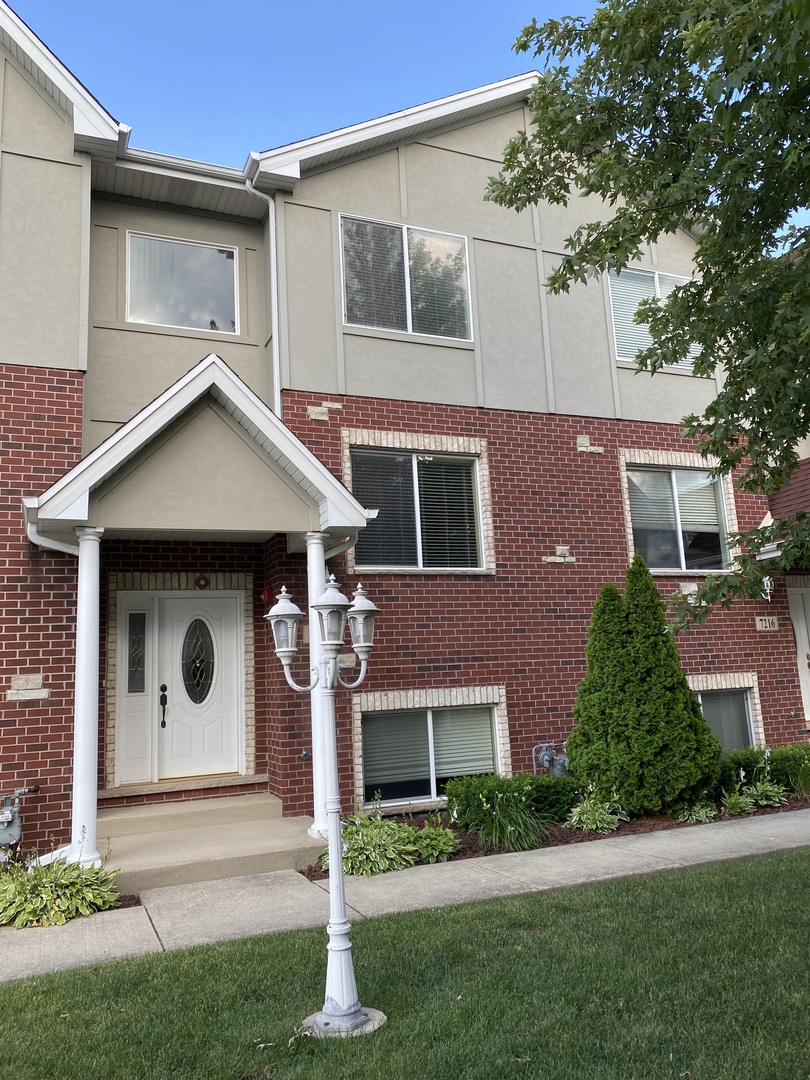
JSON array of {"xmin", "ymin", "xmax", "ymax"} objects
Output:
[{"xmin": 2, "ymin": 850, "xmax": 810, "ymax": 1080}]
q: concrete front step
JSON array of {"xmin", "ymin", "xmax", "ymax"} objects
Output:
[
  {"xmin": 97, "ymin": 794, "xmax": 325, "ymax": 893},
  {"xmin": 107, "ymin": 817, "xmax": 326, "ymax": 894},
  {"xmin": 98, "ymin": 792, "xmax": 283, "ymax": 837}
]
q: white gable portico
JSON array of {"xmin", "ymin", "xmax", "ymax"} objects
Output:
[{"xmin": 24, "ymin": 355, "xmax": 372, "ymax": 862}]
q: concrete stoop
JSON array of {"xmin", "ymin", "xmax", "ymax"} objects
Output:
[{"xmin": 98, "ymin": 794, "xmax": 326, "ymax": 894}]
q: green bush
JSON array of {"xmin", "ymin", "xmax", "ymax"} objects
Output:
[
  {"xmin": 445, "ymin": 774, "xmax": 554, "ymax": 852},
  {"xmin": 768, "ymin": 744, "xmax": 810, "ymax": 789},
  {"xmin": 318, "ymin": 811, "xmax": 419, "ymax": 877},
  {"xmin": 715, "ymin": 748, "xmax": 766, "ymax": 796},
  {"xmin": 0, "ymin": 855, "xmax": 120, "ymax": 928},
  {"xmin": 567, "ymin": 557, "xmax": 721, "ymax": 815},
  {"xmin": 445, "ymin": 772, "xmax": 575, "ymax": 829}
]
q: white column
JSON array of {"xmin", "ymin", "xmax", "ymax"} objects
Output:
[
  {"xmin": 305, "ymin": 532, "xmax": 329, "ymax": 836},
  {"xmin": 68, "ymin": 526, "xmax": 104, "ymax": 865}
]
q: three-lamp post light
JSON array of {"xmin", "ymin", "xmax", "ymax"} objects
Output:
[{"xmin": 265, "ymin": 576, "xmax": 386, "ymax": 1037}]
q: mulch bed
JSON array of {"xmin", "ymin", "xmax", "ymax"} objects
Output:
[{"xmin": 300, "ymin": 795, "xmax": 810, "ymax": 881}]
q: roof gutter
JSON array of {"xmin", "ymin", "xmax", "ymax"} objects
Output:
[
  {"xmin": 245, "ymin": 162, "xmax": 283, "ymax": 418},
  {"xmin": 22, "ymin": 498, "xmax": 79, "ymax": 557}
]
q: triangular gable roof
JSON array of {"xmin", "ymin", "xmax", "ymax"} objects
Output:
[
  {"xmin": 246, "ymin": 72, "xmax": 539, "ymax": 191},
  {"xmin": 0, "ymin": 1, "xmax": 124, "ymax": 161},
  {"xmin": 24, "ymin": 355, "xmax": 371, "ymax": 541}
]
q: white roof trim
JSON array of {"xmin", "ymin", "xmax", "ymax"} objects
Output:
[
  {"xmin": 0, "ymin": 1, "xmax": 121, "ymax": 160},
  {"xmin": 248, "ymin": 72, "xmax": 538, "ymax": 187},
  {"xmin": 29, "ymin": 355, "xmax": 370, "ymax": 533}
]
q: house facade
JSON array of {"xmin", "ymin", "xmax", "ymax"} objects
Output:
[{"xmin": 1, "ymin": 2, "xmax": 807, "ymax": 855}]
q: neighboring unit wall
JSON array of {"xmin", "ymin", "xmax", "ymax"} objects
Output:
[
  {"xmin": 0, "ymin": 365, "xmax": 84, "ymax": 845},
  {"xmin": 0, "ymin": 44, "xmax": 89, "ymax": 371},
  {"xmin": 86, "ymin": 200, "xmax": 268, "ymax": 451},
  {"xmin": 278, "ymin": 106, "xmax": 718, "ymax": 427}
]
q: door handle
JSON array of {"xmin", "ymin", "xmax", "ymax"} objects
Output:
[{"xmin": 159, "ymin": 683, "xmax": 168, "ymax": 728}]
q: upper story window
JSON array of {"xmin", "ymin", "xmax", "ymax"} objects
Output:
[
  {"xmin": 341, "ymin": 216, "xmax": 471, "ymax": 341},
  {"xmin": 608, "ymin": 268, "xmax": 692, "ymax": 364},
  {"xmin": 351, "ymin": 449, "xmax": 481, "ymax": 570},
  {"xmin": 627, "ymin": 466, "xmax": 728, "ymax": 571},
  {"xmin": 128, "ymin": 234, "xmax": 238, "ymax": 334}
]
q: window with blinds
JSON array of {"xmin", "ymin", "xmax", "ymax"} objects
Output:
[
  {"xmin": 695, "ymin": 690, "xmax": 752, "ymax": 752},
  {"xmin": 352, "ymin": 450, "xmax": 481, "ymax": 569},
  {"xmin": 627, "ymin": 467, "xmax": 727, "ymax": 570},
  {"xmin": 608, "ymin": 269, "xmax": 694, "ymax": 364},
  {"xmin": 341, "ymin": 217, "xmax": 471, "ymax": 340},
  {"xmin": 361, "ymin": 706, "xmax": 496, "ymax": 804}
]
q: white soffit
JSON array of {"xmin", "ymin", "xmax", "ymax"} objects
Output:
[
  {"xmin": 0, "ymin": 1, "xmax": 121, "ymax": 161},
  {"xmin": 31, "ymin": 355, "xmax": 369, "ymax": 532},
  {"xmin": 248, "ymin": 72, "xmax": 539, "ymax": 190}
]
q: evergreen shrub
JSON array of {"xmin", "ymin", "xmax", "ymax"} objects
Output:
[
  {"xmin": 567, "ymin": 556, "xmax": 722, "ymax": 816},
  {"xmin": 445, "ymin": 773, "xmax": 575, "ymax": 828}
]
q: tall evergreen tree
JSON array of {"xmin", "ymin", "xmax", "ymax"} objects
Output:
[
  {"xmin": 566, "ymin": 582, "xmax": 627, "ymax": 794},
  {"xmin": 568, "ymin": 557, "xmax": 721, "ymax": 814}
]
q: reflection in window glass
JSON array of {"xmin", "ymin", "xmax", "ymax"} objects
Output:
[
  {"xmin": 627, "ymin": 467, "xmax": 727, "ymax": 570},
  {"xmin": 127, "ymin": 612, "xmax": 146, "ymax": 694},
  {"xmin": 696, "ymin": 690, "xmax": 752, "ymax": 752},
  {"xmin": 129, "ymin": 235, "xmax": 237, "ymax": 333}
]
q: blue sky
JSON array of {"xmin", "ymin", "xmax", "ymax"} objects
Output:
[{"xmin": 11, "ymin": 1, "xmax": 597, "ymax": 169}]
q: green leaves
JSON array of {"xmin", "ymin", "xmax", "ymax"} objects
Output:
[
  {"xmin": 0, "ymin": 856, "xmax": 120, "ymax": 929},
  {"xmin": 488, "ymin": 0, "xmax": 810, "ymax": 505}
]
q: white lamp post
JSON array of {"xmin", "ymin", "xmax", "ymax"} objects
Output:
[{"xmin": 266, "ymin": 576, "xmax": 386, "ymax": 1037}]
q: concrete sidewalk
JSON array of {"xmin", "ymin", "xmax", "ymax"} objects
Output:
[{"xmin": 3, "ymin": 808, "xmax": 810, "ymax": 984}]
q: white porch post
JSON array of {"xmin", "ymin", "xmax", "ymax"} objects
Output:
[
  {"xmin": 305, "ymin": 531, "xmax": 329, "ymax": 836},
  {"xmin": 68, "ymin": 526, "xmax": 104, "ymax": 864}
]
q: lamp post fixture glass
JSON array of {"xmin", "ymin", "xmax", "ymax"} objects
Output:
[{"xmin": 266, "ymin": 576, "xmax": 385, "ymax": 1037}]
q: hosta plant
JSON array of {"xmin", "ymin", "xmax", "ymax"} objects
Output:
[
  {"xmin": 721, "ymin": 789, "xmax": 755, "ymax": 817},
  {"xmin": 742, "ymin": 778, "xmax": 788, "ymax": 807},
  {"xmin": 411, "ymin": 817, "xmax": 460, "ymax": 864},
  {"xmin": 676, "ymin": 801, "xmax": 718, "ymax": 824},
  {"xmin": 318, "ymin": 810, "xmax": 419, "ymax": 877},
  {"xmin": 0, "ymin": 854, "xmax": 120, "ymax": 928},
  {"xmin": 566, "ymin": 788, "xmax": 629, "ymax": 834}
]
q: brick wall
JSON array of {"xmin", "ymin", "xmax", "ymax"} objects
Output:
[{"xmin": 0, "ymin": 365, "xmax": 84, "ymax": 846}]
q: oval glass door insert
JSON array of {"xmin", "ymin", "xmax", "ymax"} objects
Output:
[{"xmin": 181, "ymin": 618, "xmax": 215, "ymax": 704}]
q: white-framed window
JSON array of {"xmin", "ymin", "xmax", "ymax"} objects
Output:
[
  {"xmin": 626, "ymin": 466, "xmax": 729, "ymax": 571},
  {"xmin": 127, "ymin": 233, "xmax": 238, "ymax": 334},
  {"xmin": 340, "ymin": 215, "xmax": 471, "ymax": 341},
  {"xmin": 608, "ymin": 268, "xmax": 693, "ymax": 364},
  {"xmin": 350, "ymin": 448, "xmax": 481, "ymax": 570},
  {"xmin": 361, "ymin": 705, "xmax": 496, "ymax": 804},
  {"xmin": 687, "ymin": 673, "xmax": 763, "ymax": 752}
]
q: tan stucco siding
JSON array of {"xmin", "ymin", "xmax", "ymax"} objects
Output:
[
  {"xmin": 89, "ymin": 402, "xmax": 318, "ymax": 533},
  {"xmin": 343, "ymin": 333, "xmax": 478, "ymax": 405},
  {"xmin": 1, "ymin": 58, "xmax": 73, "ymax": 159}
]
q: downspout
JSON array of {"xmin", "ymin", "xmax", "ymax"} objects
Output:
[
  {"xmin": 23, "ymin": 498, "xmax": 79, "ymax": 557},
  {"xmin": 245, "ymin": 172, "xmax": 283, "ymax": 418}
]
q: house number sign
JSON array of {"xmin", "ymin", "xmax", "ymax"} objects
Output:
[{"xmin": 755, "ymin": 616, "xmax": 779, "ymax": 631}]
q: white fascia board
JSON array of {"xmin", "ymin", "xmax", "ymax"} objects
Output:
[
  {"xmin": 36, "ymin": 354, "xmax": 369, "ymax": 530},
  {"xmin": 0, "ymin": 2, "xmax": 121, "ymax": 156},
  {"xmin": 120, "ymin": 147, "xmax": 247, "ymax": 186},
  {"xmin": 253, "ymin": 72, "xmax": 539, "ymax": 180}
]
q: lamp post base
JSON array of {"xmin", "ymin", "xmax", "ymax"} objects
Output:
[{"xmin": 301, "ymin": 1007, "xmax": 387, "ymax": 1038}]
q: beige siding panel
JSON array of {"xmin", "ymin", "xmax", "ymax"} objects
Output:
[
  {"xmin": 423, "ymin": 109, "xmax": 526, "ymax": 162},
  {"xmin": 543, "ymin": 259, "xmax": 616, "ymax": 418},
  {"xmin": 0, "ymin": 153, "xmax": 83, "ymax": 369},
  {"xmin": 89, "ymin": 404, "xmax": 317, "ymax": 533},
  {"xmin": 85, "ymin": 328, "xmax": 259, "ymax": 447},
  {"xmin": 654, "ymin": 229, "xmax": 698, "ymax": 277},
  {"xmin": 538, "ymin": 192, "xmax": 614, "ymax": 254},
  {"xmin": 404, "ymin": 142, "xmax": 534, "ymax": 242},
  {"xmin": 1, "ymin": 58, "xmax": 71, "ymax": 159},
  {"xmin": 343, "ymin": 334, "xmax": 478, "ymax": 405},
  {"xmin": 91, "ymin": 224, "xmax": 120, "ymax": 323},
  {"xmin": 475, "ymin": 239, "xmax": 547, "ymax": 411},
  {"xmin": 617, "ymin": 366, "xmax": 717, "ymax": 424},
  {"xmin": 283, "ymin": 203, "xmax": 340, "ymax": 393},
  {"xmin": 291, "ymin": 151, "xmax": 402, "ymax": 221}
]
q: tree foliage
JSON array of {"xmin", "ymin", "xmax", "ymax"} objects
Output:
[
  {"xmin": 488, "ymin": 0, "xmax": 810, "ymax": 617},
  {"xmin": 567, "ymin": 558, "xmax": 721, "ymax": 814}
]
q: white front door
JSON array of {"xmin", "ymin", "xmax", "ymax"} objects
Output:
[
  {"xmin": 117, "ymin": 592, "xmax": 243, "ymax": 784},
  {"xmin": 788, "ymin": 589, "xmax": 810, "ymax": 724}
]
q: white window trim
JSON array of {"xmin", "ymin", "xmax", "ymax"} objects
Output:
[
  {"xmin": 126, "ymin": 231, "xmax": 240, "ymax": 336},
  {"xmin": 607, "ymin": 267, "xmax": 694, "ymax": 372},
  {"xmin": 352, "ymin": 684, "xmax": 511, "ymax": 810},
  {"xmin": 339, "ymin": 214, "xmax": 473, "ymax": 343},
  {"xmin": 687, "ymin": 672, "xmax": 764, "ymax": 748},
  {"xmin": 618, "ymin": 448, "xmax": 738, "ymax": 574},
  {"xmin": 342, "ymin": 427, "xmax": 496, "ymax": 574}
]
